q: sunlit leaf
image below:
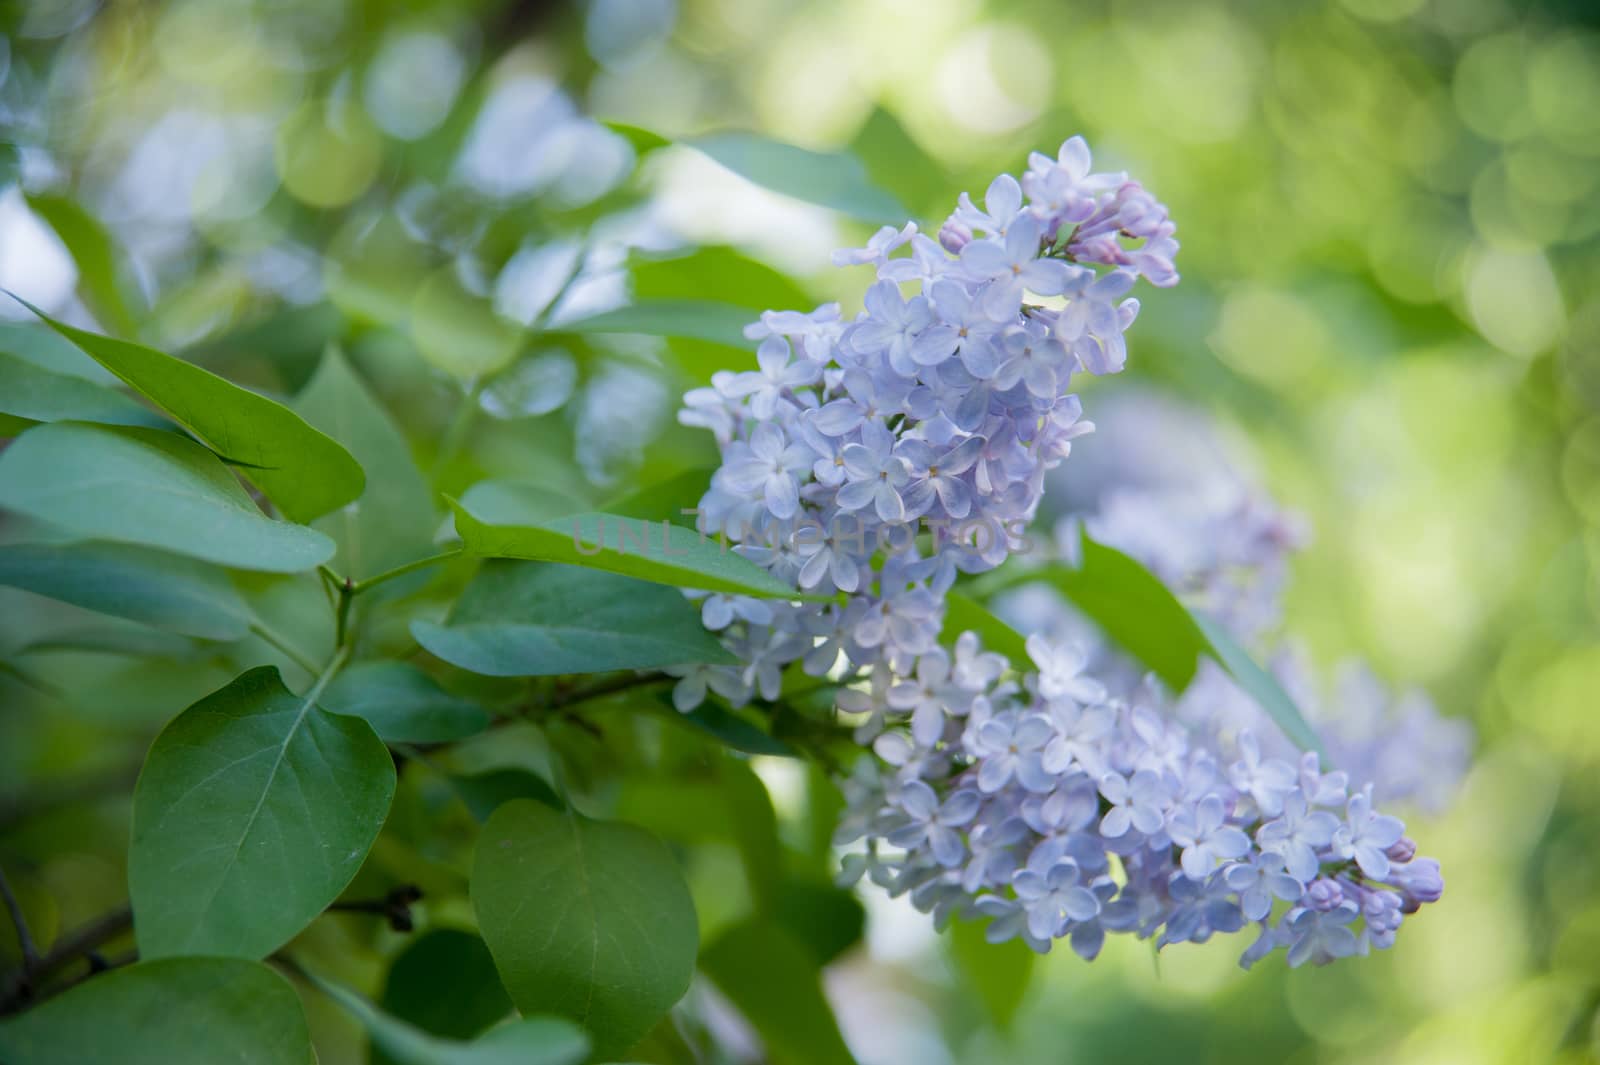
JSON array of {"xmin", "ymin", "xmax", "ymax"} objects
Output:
[
  {"xmin": 552, "ymin": 299, "xmax": 756, "ymax": 349},
  {"xmin": 630, "ymin": 246, "xmax": 812, "ymax": 312},
  {"xmin": 293, "ymin": 347, "xmax": 438, "ymax": 583},
  {"xmin": 472, "ymin": 800, "xmax": 697, "ymax": 1060},
  {"xmin": 413, "ymin": 560, "xmax": 735, "ymax": 676},
  {"xmin": 320, "ymin": 660, "xmax": 491, "ymax": 744},
  {"xmin": 24, "ymin": 192, "xmax": 140, "ymax": 338},
  {"xmin": 129, "ymin": 666, "xmax": 396, "ymax": 959},
  {"xmin": 10, "ymin": 298, "xmax": 365, "ymax": 522},
  {"xmin": 686, "ymin": 132, "xmax": 906, "ymax": 224},
  {"xmin": 0, "ymin": 540, "xmax": 251, "ymax": 640},
  {"xmin": 0, "ymin": 422, "xmax": 334, "ymax": 573},
  {"xmin": 449, "ymin": 497, "xmax": 803, "ymax": 599},
  {"xmin": 0, "ymin": 957, "xmax": 311, "ymax": 1065}
]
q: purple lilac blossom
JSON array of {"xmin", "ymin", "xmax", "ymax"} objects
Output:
[{"xmin": 674, "ymin": 136, "xmax": 1450, "ymax": 969}]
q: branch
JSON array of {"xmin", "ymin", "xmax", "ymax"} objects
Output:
[{"xmin": 0, "ymin": 904, "xmax": 133, "ymax": 1016}]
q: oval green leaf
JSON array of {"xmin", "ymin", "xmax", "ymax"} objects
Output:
[
  {"xmin": 11, "ymin": 297, "xmax": 364, "ymax": 522},
  {"xmin": 472, "ymin": 800, "xmax": 698, "ymax": 1060},
  {"xmin": 0, "ymin": 540, "xmax": 251, "ymax": 640},
  {"xmin": 0, "ymin": 957, "xmax": 312, "ymax": 1065},
  {"xmin": 940, "ymin": 590, "xmax": 1030, "ymax": 667},
  {"xmin": 129, "ymin": 666, "xmax": 397, "ymax": 959},
  {"xmin": 0, "ymin": 422, "xmax": 334, "ymax": 573},
  {"xmin": 450, "ymin": 498, "xmax": 802, "ymax": 600},
  {"xmin": 412, "ymin": 560, "xmax": 736, "ymax": 676},
  {"xmin": 320, "ymin": 660, "xmax": 491, "ymax": 744}
]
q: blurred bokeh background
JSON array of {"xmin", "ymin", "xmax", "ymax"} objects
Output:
[{"xmin": 2, "ymin": 0, "xmax": 1598, "ymax": 1062}]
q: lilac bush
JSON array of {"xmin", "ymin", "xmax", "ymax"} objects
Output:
[{"xmin": 674, "ymin": 136, "xmax": 1453, "ymax": 968}]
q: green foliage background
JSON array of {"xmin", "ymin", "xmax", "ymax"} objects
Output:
[{"xmin": 1, "ymin": 0, "xmax": 1598, "ymax": 1062}]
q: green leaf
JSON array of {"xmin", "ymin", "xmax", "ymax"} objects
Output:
[
  {"xmin": 412, "ymin": 560, "xmax": 735, "ymax": 677},
  {"xmin": 948, "ymin": 916, "xmax": 1034, "ymax": 1031},
  {"xmin": 411, "ymin": 268, "xmax": 522, "ymax": 382},
  {"xmin": 24, "ymin": 192, "xmax": 140, "ymax": 338},
  {"xmin": 451, "ymin": 768, "xmax": 563, "ymax": 822},
  {"xmin": 0, "ymin": 422, "xmax": 335, "ymax": 573},
  {"xmin": 720, "ymin": 759, "xmax": 783, "ymax": 914},
  {"xmin": 1044, "ymin": 539, "xmax": 1209, "ymax": 690},
  {"xmin": 970, "ymin": 538, "xmax": 1326, "ymax": 755},
  {"xmin": 303, "ymin": 966, "xmax": 589, "ymax": 1065},
  {"xmin": 700, "ymin": 919, "xmax": 856, "ymax": 1065},
  {"xmin": 552, "ymin": 300, "xmax": 756, "ymax": 349},
  {"xmin": 0, "ymin": 540, "xmax": 251, "ymax": 640},
  {"xmin": 0, "ymin": 320, "xmax": 117, "ymax": 384},
  {"xmin": 600, "ymin": 468, "xmax": 714, "ymax": 525},
  {"xmin": 661, "ymin": 694, "xmax": 797, "ymax": 757},
  {"xmin": 129, "ymin": 666, "xmax": 396, "ymax": 959},
  {"xmin": 940, "ymin": 590, "xmax": 1030, "ymax": 667},
  {"xmin": 774, "ymin": 878, "xmax": 865, "ymax": 966},
  {"xmin": 374, "ymin": 929, "xmax": 514, "ymax": 1063},
  {"xmin": 0, "ymin": 957, "xmax": 312, "ymax": 1065},
  {"xmin": 1193, "ymin": 612, "xmax": 1327, "ymax": 758},
  {"xmin": 320, "ymin": 660, "xmax": 491, "ymax": 744},
  {"xmin": 630, "ymin": 246, "xmax": 812, "ymax": 312},
  {"xmin": 450, "ymin": 498, "xmax": 803, "ymax": 600},
  {"xmin": 11, "ymin": 298, "xmax": 365, "ymax": 522},
  {"xmin": 848, "ymin": 108, "xmax": 952, "ymax": 216},
  {"xmin": 603, "ymin": 120, "xmax": 671, "ymax": 156},
  {"xmin": 292, "ymin": 348, "xmax": 437, "ymax": 582},
  {"xmin": 472, "ymin": 800, "xmax": 698, "ymax": 1060},
  {"xmin": 686, "ymin": 132, "xmax": 906, "ymax": 224},
  {"xmin": 0, "ymin": 349, "xmax": 164, "ymax": 428},
  {"xmin": 457, "ymin": 479, "xmax": 593, "ymax": 526}
]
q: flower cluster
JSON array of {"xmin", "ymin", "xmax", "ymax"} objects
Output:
[{"xmin": 673, "ymin": 136, "xmax": 1449, "ymax": 969}]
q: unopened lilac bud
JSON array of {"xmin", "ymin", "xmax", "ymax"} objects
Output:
[
  {"xmin": 1392, "ymin": 857, "xmax": 1443, "ymax": 904},
  {"xmin": 1306, "ymin": 878, "xmax": 1344, "ymax": 911},
  {"xmin": 1385, "ymin": 836, "xmax": 1417, "ymax": 863},
  {"xmin": 938, "ymin": 219, "xmax": 972, "ymax": 253}
]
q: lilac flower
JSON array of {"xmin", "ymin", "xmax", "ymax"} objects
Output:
[
  {"xmin": 719, "ymin": 422, "xmax": 814, "ymax": 520},
  {"xmin": 832, "ymin": 222, "xmax": 917, "ymax": 268},
  {"xmin": 725, "ymin": 336, "xmax": 821, "ymax": 420},
  {"xmin": 889, "ymin": 782, "xmax": 980, "ymax": 867},
  {"xmin": 848, "ymin": 280, "xmax": 953, "ymax": 377},
  {"xmin": 1257, "ymin": 793, "xmax": 1341, "ymax": 882},
  {"xmin": 887, "ymin": 649, "xmax": 957, "ymax": 747},
  {"xmin": 1012, "ymin": 856, "xmax": 1101, "ymax": 940},
  {"xmin": 897, "ymin": 435, "xmax": 984, "ymax": 519},
  {"xmin": 1168, "ymin": 795, "xmax": 1251, "ymax": 880},
  {"xmin": 1284, "ymin": 902, "xmax": 1361, "ymax": 967},
  {"xmin": 1098, "ymin": 769, "xmax": 1168, "ymax": 838},
  {"xmin": 1223, "ymin": 853, "xmax": 1304, "ymax": 921},
  {"xmin": 1028, "ymin": 636, "xmax": 1109, "ymax": 705},
  {"xmin": 970, "ymin": 712, "xmax": 1054, "ymax": 794},
  {"xmin": 960, "ymin": 214, "xmax": 1076, "ymax": 320},
  {"xmin": 1229, "ymin": 730, "xmax": 1298, "ymax": 817},
  {"xmin": 1335, "ymin": 786, "xmax": 1406, "ymax": 880},
  {"xmin": 837, "ymin": 421, "xmax": 911, "ymax": 522}
]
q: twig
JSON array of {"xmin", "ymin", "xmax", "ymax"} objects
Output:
[
  {"xmin": 328, "ymin": 885, "xmax": 423, "ymax": 932},
  {"xmin": 0, "ymin": 905, "xmax": 133, "ymax": 1015},
  {"xmin": 0, "ymin": 865, "xmax": 39, "ymax": 969}
]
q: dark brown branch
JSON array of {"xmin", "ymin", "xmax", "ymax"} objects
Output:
[{"xmin": 0, "ymin": 904, "xmax": 133, "ymax": 1016}]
